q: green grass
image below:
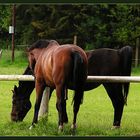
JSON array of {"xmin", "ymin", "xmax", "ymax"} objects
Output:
[
  {"xmin": 0, "ymin": 49, "xmax": 28, "ymax": 69},
  {"xmin": 0, "ymin": 50, "xmax": 140, "ymax": 136}
]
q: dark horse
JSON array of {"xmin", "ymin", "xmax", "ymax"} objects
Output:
[
  {"xmin": 25, "ymin": 40, "xmax": 88, "ymax": 131},
  {"xmin": 11, "ymin": 45, "xmax": 132, "ymax": 129}
]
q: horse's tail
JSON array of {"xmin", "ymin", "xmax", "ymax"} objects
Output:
[
  {"xmin": 72, "ymin": 51, "xmax": 87, "ymax": 105},
  {"xmin": 119, "ymin": 46, "xmax": 132, "ymax": 105}
]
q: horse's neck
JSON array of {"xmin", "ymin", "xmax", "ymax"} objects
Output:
[
  {"xmin": 32, "ymin": 49, "xmax": 44, "ymax": 60},
  {"xmin": 32, "ymin": 45, "xmax": 59, "ymax": 61}
]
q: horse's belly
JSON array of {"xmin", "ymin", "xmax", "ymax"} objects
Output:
[
  {"xmin": 83, "ymin": 82, "xmax": 101, "ymax": 91},
  {"xmin": 67, "ymin": 82, "xmax": 100, "ymax": 91}
]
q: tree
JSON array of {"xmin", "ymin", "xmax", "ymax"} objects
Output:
[
  {"xmin": 0, "ymin": 5, "xmax": 12, "ymax": 48},
  {"xmin": 1, "ymin": 4, "xmax": 140, "ymax": 51},
  {"xmin": 0, "ymin": 5, "xmax": 11, "ymax": 31}
]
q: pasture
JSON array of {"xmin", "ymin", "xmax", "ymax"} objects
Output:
[{"xmin": 0, "ymin": 50, "xmax": 140, "ymax": 136}]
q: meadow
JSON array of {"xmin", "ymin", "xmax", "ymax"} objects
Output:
[{"xmin": 0, "ymin": 50, "xmax": 140, "ymax": 136}]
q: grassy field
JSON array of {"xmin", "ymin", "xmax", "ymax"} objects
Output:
[{"xmin": 0, "ymin": 50, "xmax": 140, "ymax": 136}]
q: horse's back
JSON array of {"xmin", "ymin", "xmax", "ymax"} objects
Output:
[
  {"xmin": 86, "ymin": 48, "xmax": 120, "ymax": 76},
  {"xmin": 59, "ymin": 44, "xmax": 87, "ymax": 59},
  {"xmin": 52, "ymin": 44, "xmax": 88, "ymax": 88},
  {"xmin": 53, "ymin": 44, "xmax": 88, "ymax": 73}
]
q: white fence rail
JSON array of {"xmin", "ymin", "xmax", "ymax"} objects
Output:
[
  {"xmin": 87, "ymin": 76, "xmax": 140, "ymax": 83},
  {"xmin": 0, "ymin": 75, "xmax": 140, "ymax": 83},
  {"xmin": 0, "ymin": 75, "xmax": 34, "ymax": 81}
]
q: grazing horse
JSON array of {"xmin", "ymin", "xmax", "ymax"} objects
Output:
[
  {"xmin": 11, "ymin": 45, "xmax": 132, "ymax": 129},
  {"xmin": 11, "ymin": 66, "xmax": 35, "ymax": 121},
  {"xmin": 26, "ymin": 40, "xmax": 88, "ymax": 131}
]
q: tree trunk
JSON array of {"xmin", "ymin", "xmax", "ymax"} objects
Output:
[{"xmin": 73, "ymin": 35, "xmax": 77, "ymax": 45}]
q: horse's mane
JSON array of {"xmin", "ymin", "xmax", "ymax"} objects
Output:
[{"xmin": 29, "ymin": 39, "xmax": 58, "ymax": 51}]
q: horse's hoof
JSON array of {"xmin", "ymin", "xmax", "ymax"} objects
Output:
[
  {"xmin": 70, "ymin": 124, "xmax": 77, "ymax": 136},
  {"xmin": 29, "ymin": 125, "xmax": 34, "ymax": 130},
  {"xmin": 58, "ymin": 125, "xmax": 63, "ymax": 134},
  {"xmin": 71, "ymin": 124, "xmax": 77, "ymax": 129},
  {"xmin": 29, "ymin": 124, "xmax": 36, "ymax": 130},
  {"xmin": 111, "ymin": 125, "xmax": 120, "ymax": 130}
]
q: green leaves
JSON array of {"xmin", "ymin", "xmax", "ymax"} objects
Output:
[
  {"xmin": 0, "ymin": 5, "xmax": 11, "ymax": 31},
  {"xmin": 1, "ymin": 4, "xmax": 140, "ymax": 50}
]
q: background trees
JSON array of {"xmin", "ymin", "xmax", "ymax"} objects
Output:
[
  {"xmin": 0, "ymin": 5, "xmax": 11, "ymax": 47},
  {"xmin": 0, "ymin": 4, "xmax": 140, "ymax": 50}
]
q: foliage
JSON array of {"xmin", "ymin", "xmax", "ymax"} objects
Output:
[
  {"xmin": 0, "ymin": 49, "xmax": 28, "ymax": 68},
  {"xmin": 0, "ymin": 4, "xmax": 140, "ymax": 50},
  {"xmin": 0, "ymin": 5, "xmax": 11, "ymax": 31},
  {"xmin": 0, "ymin": 5, "xmax": 11, "ymax": 48}
]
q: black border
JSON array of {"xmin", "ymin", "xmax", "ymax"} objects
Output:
[
  {"xmin": 1, "ymin": 136, "xmax": 140, "ymax": 140},
  {"xmin": 0, "ymin": 0, "xmax": 140, "ymax": 139},
  {"xmin": 0, "ymin": 0, "xmax": 140, "ymax": 4}
]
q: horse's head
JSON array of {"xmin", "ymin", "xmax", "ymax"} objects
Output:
[
  {"xmin": 11, "ymin": 85, "xmax": 32, "ymax": 122},
  {"xmin": 11, "ymin": 66, "xmax": 35, "ymax": 122}
]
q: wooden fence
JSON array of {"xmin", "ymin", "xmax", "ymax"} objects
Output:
[{"xmin": 0, "ymin": 75, "xmax": 140, "ymax": 83}]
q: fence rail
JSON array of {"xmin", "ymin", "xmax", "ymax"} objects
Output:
[
  {"xmin": 87, "ymin": 76, "xmax": 140, "ymax": 83},
  {"xmin": 0, "ymin": 75, "xmax": 34, "ymax": 81},
  {"xmin": 0, "ymin": 75, "xmax": 140, "ymax": 83}
]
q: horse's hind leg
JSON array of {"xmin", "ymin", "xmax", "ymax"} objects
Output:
[
  {"xmin": 56, "ymin": 84, "xmax": 68, "ymax": 132},
  {"xmin": 104, "ymin": 83, "xmax": 124, "ymax": 128},
  {"xmin": 29, "ymin": 82, "xmax": 45, "ymax": 129},
  {"xmin": 71, "ymin": 89, "xmax": 84, "ymax": 132}
]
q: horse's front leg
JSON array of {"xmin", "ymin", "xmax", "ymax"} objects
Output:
[{"xmin": 29, "ymin": 82, "xmax": 45, "ymax": 130}]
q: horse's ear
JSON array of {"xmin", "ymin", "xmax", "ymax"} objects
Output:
[
  {"xmin": 11, "ymin": 85, "xmax": 17, "ymax": 95},
  {"xmin": 14, "ymin": 85, "xmax": 18, "ymax": 92},
  {"xmin": 11, "ymin": 90, "xmax": 14, "ymax": 94}
]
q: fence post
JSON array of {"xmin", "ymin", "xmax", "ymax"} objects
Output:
[
  {"xmin": 73, "ymin": 35, "xmax": 77, "ymax": 45},
  {"xmin": 0, "ymin": 49, "xmax": 2, "ymax": 59},
  {"xmin": 135, "ymin": 37, "xmax": 139, "ymax": 67},
  {"xmin": 38, "ymin": 87, "xmax": 50, "ymax": 119},
  {"xmin": 11, "ymin": 4, "xmax": 16, "ymax": 62}
]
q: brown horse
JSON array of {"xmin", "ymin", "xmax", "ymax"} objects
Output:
[{"xmin": 27, "ymin": 39, "xmax": 88, "ymax": 131}]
